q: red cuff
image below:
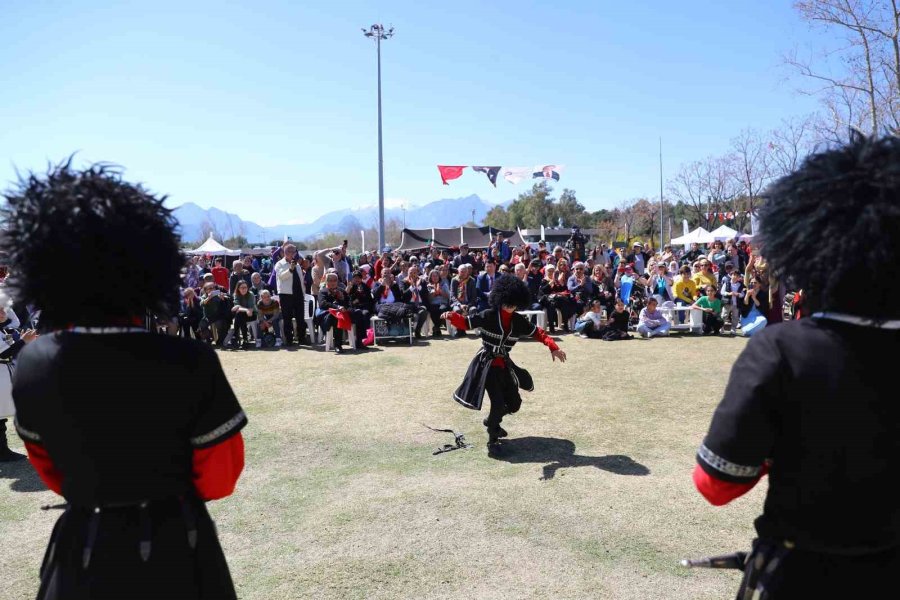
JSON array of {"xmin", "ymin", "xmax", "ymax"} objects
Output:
[
  {"xmin": 532, "ymin": 327, "xmax": 559, "ymax": 352},
  {"xmin": 192, "ymin": 433, "xmax": 245, "ymax": 501},
  {"xmin": 447, "ymin": 312, "xmax": 469, "ymax": 331},
  {"xmin": 693, "ymin": 463, "xmax": 766, "ymax": 506},
  {"xmin": 24, "ymin": 441, "xmax": 64, "ymax": 495}
]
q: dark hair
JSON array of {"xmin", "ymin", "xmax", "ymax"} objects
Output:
[
  {"xmin": 351, "ymin": 269, "xmax": 362, "ymax": 279},
  {"xmin": 759, "ymin": 134, "xmax": 900, "ymax": 317},
  {"xmin": 0, "ymin": 160, "xmax": 183, "ymax": 329},
  {"xmin": 488, "ymin": 274, "xmax": 530, "ymax": 309}
]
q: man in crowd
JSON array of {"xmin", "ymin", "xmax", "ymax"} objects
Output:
[
  {"xmin": 451, "ymin": 264, "xmax": 477, "ymax": 317},
  {"xmin": 453, "ymin": 243, "xmax": 476, "ymax": 270},
  {"xmin": 565, "ymin": 225, "xmax": 587, "ymax": 262},
  {"xmin": 682, "ymin": 242, "xmax": 704, "ymax": 265},
  {"xmin": 475, "ymin": 259, "xmax": 498, "ymax": 311},
  {"xmin": 250, "ymin": 271, "xmax": 270, "ymax": 297},
  {"xmin": 625, "ymin": 242, "xmax": 650, "ymax": 276},
  {"xmin": 211, "ymin": 257, "xmax": 230, "ymax": 289},
  {"xmin": 274, "ymin": 243, "xmax": 308, "ymax": 346}
]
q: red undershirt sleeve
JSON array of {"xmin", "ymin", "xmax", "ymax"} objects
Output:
[
  {"xmin": 532, "ymin": 327, "xmax": 559, "ymax": 352},
  {"xmin": 192, "ymin": 433, "xmax": 245, "ymax": 501},
  {"xmin": 446, "ymin": 312, "xmax": 469, "ymax": 331},
  {"xmin": 693, "ymin": 462, "xmax": 767, "ymax": 506},
  {"xmin": 24, "ymin": 441, "xmax": 63, "ymax": 495}
]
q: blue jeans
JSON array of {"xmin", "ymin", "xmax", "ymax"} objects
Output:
[{"xmin": 637, "ymin": 322, "xmax": 671, "ymax": 337}]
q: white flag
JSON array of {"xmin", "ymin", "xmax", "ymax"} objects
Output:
[
  {"xmin": 532, "ymin": 164, "xmax": 564, "ymax": 181},
  {"xmin": 502, "ymin": 167, "xmax": 531, "ymax": 185}
]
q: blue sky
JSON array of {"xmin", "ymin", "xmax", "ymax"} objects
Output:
[{"xmin": 1, "ymin": 1, "xmax": 825, "ymax": 226}]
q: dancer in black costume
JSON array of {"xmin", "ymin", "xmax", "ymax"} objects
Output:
[
  {"xmin": 443, "ymin": 275, "xmax": 566, "ymax": 447},
  {"xmin": 2, "ymin": 162, "xmax": 246, "ymax": 600}
]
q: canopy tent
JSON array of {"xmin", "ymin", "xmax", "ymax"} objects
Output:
[
  {"xmin": 670, "ymin": 227, "xmax": 714, "ymax": 245},
  {"xmin": 242, "ymin": 246, "xmax": 275, "ymax": 257},
  {"xmin": 709, "ymin": 225, "xmax": 740, "ymax": 241},
  {"xmin": 396, "ymin": 226, "xmax": 526, "ymax": 251},
  {"xmin": 186, "ymin": 235, "xmax": 240, "ymax": 256}
]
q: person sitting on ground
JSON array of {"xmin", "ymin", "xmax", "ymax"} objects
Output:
[
  {"xmin": 637, "ymin": 296, "xmax": 671, "ymax": 338},
  {"xmin": 400, "ymin": 265, "xmax": 429, "ymax": 339},
  {"xmin": 588, "ymin": 298, "xmax": 631, "ymax": 340},
  {"xmin": 230, "ymin": 280, "xmax": 257, "ymax": 349},
  {"xmin": 575, "ymin": 299, "xmax": 606, "ymax": 338},
  {"xmin": 256, "ymin": 289, "xmax": 283, "ymax": 347},
  {"xmin": 317, "ymin": 272, "xmax": 350, "ymax": 354},
  {"xmin": 347, "ymin": 270, "xmax": 374, "ymax": 348},
  {"xmin": 740, "ymin": 276, "xmax": 769, "ymax": 336},
  {"xmin": 692, "ymin": 285, "xmax": 724, "ymax": 335},
  {"xmin": 720, "ymin": 269, "xmax": 746, "ymax": 334},
  {"xmin": 178, "ymin": 287, "xmax": 203, "ymax": 339},
  {"xmin": 475, "ymin": 259, "xmax": 498, "ymax": 312},
  {"xmin": 426, "ymin": 268, "xmax": 451, "ymax": 338}
]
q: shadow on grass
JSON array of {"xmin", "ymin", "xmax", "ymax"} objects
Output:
[
  {"xmin": 488, "ymin": 436, "xmax": 650, "ymax": 481},
  {"xmin": 0, "ymin": 456, "xmax": 47, "ymax": 492}
]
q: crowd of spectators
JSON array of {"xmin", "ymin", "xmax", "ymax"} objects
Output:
[{"xmin": 173, "ymin": 228, "xmax": 786, "ymax": 353}]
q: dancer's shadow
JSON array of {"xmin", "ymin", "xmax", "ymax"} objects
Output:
[
  {"xmin": 0, "ymin": 455, "xmax": 47, "ymax": 492},
  {"xmin": 488, "ymin": 436, "xmax": 650, "ymax": 480}
]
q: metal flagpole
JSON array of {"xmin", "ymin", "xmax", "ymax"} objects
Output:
[
  {"xmin": 659, "ymin": 137, "xmax": 664, "ymax": 251},
  {"xmin": 362, "ymin": 24, "xmax": 394, "ymax": 251}
]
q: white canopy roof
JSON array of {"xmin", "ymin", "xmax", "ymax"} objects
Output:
[
  {"xmin": 187, "ymin": 235, "xmax": 240, "ymax": 256},
  {"xmin": 670, "ymin": 227, "xmax": 714, "ymax": 245},
  {"xmin": 709, "ymin": 225, "xmax": 739, "ymax": 241}
]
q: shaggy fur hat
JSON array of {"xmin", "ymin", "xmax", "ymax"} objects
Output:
[
  {"xmin": 488, "ymin": 274, "xmax": 531, "ymax": 310},
  {"xmin": 759, "ymin": 132, "xmax": 900, "ymax": 318},
  {"xmin": 0, "ymin": 160, "xmax": 184, "ymax": 329}
]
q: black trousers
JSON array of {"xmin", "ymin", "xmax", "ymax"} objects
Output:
[
  {"xmin": 702, "ymin": 311, "xmax": 724, "ymax": 334},
  {"xmin": 321, "ymin": 313, "xmax": 344, "ymax": 346},
  {"xmin": 484, "ymin": 366, "xmax": 522, "ymax": 430},
  {"xmin": 349, "ymin": 309, "xmax": 370, "ymax": 344},
  {"xmin": 279, "ymin": 293, "xmax": 307, "ymax": 345},
  {"xmin": 412, "ymin": 305, "xmax": 428, "ymax": 335},
  {"xmin": 177, "ymin": 316, "xmax": 200, "ymax": 339},
  {"xmin": 736, "ymin": 539, "xmax": 900, "ymax": 600},
  {"xmin": 232, "ymin": 312, "xmax": 254, "ymax": 343},
  {"xmin": 428, "ymin": 304, "xmax": 448, "ymax": 334}
]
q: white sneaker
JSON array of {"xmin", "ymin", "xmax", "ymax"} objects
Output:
[
  {"xmin": 275, "ymin": 338, "xmax": 283, "ymax": 347},
  {"xmin": 255, "ymin": 340, "xmax": 262, "ymax": 348},
  {"xmin": 640, "ymin": 330, "xmax": 649, "ymax": 338}
]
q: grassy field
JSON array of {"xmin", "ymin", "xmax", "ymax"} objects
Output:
[{"xmin": 0, "ymin": 332, "xmax": 764, "ymax": 599}]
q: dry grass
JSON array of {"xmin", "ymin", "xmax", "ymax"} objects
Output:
[{"xmin": 0, "ymin": 332, "xmax": 764, "ymax": 599}]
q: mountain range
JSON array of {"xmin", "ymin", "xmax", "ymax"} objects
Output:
[{"xmin": 172, "ymin": 194, "xmax": 499, "ymax": 244}]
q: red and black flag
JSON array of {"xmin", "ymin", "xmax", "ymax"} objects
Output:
[{"xmin": 472, "ymin": 166, "xmax": 501, "ymax": 187}]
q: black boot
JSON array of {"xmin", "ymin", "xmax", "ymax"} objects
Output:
[
  {"xmin": 0, "ymin": 419, "xmax": 26, "ymax": 462},
  {"xmin": 483, "ymin": 418, "xmax": 508, "ymax": 438}
]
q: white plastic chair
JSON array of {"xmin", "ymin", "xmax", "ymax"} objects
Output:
[{"xmin": 304, "ymin": 294, "xmax": 318, "ymax": 344}]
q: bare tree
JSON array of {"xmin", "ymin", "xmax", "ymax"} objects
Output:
[
  {"xmin": 667, "ymin": 160, "xmax": 707, "ymax": 229},
  {"xmin": 616, "ymin": 199, "xmax": 649, "ymax": 246},
  {"xmin": 768, "ymin": 115, "xmax": 819, "ymax": 178},
  {"xmin": 729, "ymin": 129, "xmax": 772, "ymax": 231},
  {"xmin": 788, "ymin": 0, "xmax": 900, "ymax": 138}
]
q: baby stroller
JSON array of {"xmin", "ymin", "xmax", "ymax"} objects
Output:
[{"xmin": 619, "ymin": 277, "xmax": 648, "ymax": 328}]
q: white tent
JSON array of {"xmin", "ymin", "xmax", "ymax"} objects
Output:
[
  {"xmin": 709, "ymin": 224, "xmax": 739, "ymax": 241},
  {"xmin": 670, "ymin": 227, "xmax": 714, "ymax": 245},
  {"xmin": 187, "ymin": 235, "xmax": 240, "ymax": 256}
]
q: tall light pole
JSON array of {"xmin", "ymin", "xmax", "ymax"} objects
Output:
[
  {"xmin": 362, "ymin": 24, "xmax": 394, "ymax": 251},
  {"xmin": 659, "ymin": 137, "xmax": 664, "ymax": 251}
]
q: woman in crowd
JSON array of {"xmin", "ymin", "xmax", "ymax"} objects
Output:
[
  {"xmin": 311, "ymin": 252, "xmax": 326, "ymax": 294},
  {"xmin": 178, "ymin": 287, "xmax": 203, "ymax": 339},
  {"xmin": 692, "ymin": 259, "xmax": 718, "ymax": 293},
  {"xmin": 740, "ymin": 276, "xmax": 769, "ymax": 336},
  {"xmin": 399, "ymin": 265, "xmax": 429, "ymax": 339},
  {"xmin": 230, "ymin": 281, "xmax": 257, "ymax": 349},
  {"xmin": 566, "ymin": 261, "xmax": 593, "ymax": 316},
  {"xmin": 2, "ymin": 162, "xmax": 245, "ymax": 599},
  {"xmin": 347, "ymin": 270, "xmax": 374, "ymax": 348},
  {"xmin": 648, "ymin": 262, "xmax": 675, "ymax": 303},
  {"xmin": 589, "ymin": 264, "xmax": 616, "ymax": 316},
  {"xmin": 707, "ymin": 240, "xmax": 727, "ymax": 270},
  {"xmin": 200, "ymin": 281, "xmax": 228, "ymax": 345},
  {"xmin": 442, "ymin": 275, "xmax": 566, "ymax": 448},
  {"xmin": 538, "ymin": 265, "xmax": 574, "ymax": 334},
  {"xmin": 426, "ymin": 268, "xmax": 450, "ymax": 338}
]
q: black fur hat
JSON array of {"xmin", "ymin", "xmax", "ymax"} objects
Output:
[
  {"xmin": 488, "ymin": 274, "xmax": 530, "ymax": 310},
  {"xmin": 0, "ymin": 160, "xmax": 184, "ymax": 329},
  {"xmin": 759, "ymin": 133, "xmax": 900, "ymax": 318}
]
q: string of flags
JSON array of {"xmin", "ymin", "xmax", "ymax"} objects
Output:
[
  {"xmin": 437, "ymin": 165, "xmax": 564, "ymax": 187},
  {"xmin": 704, "ymin": 212, "xmax": 754, "ymax": 221}
]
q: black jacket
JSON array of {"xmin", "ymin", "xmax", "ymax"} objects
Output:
[
  {"xmin": 317, "ymin": 287, "xmax": 349, "ymax": 311},
  {"xmin": 348, "ymin": 282, "xmax": 375, "ymax": 313},
  {"xmin": 372, "ymin": 283, "xmax": 404, "ymax": 305}
]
